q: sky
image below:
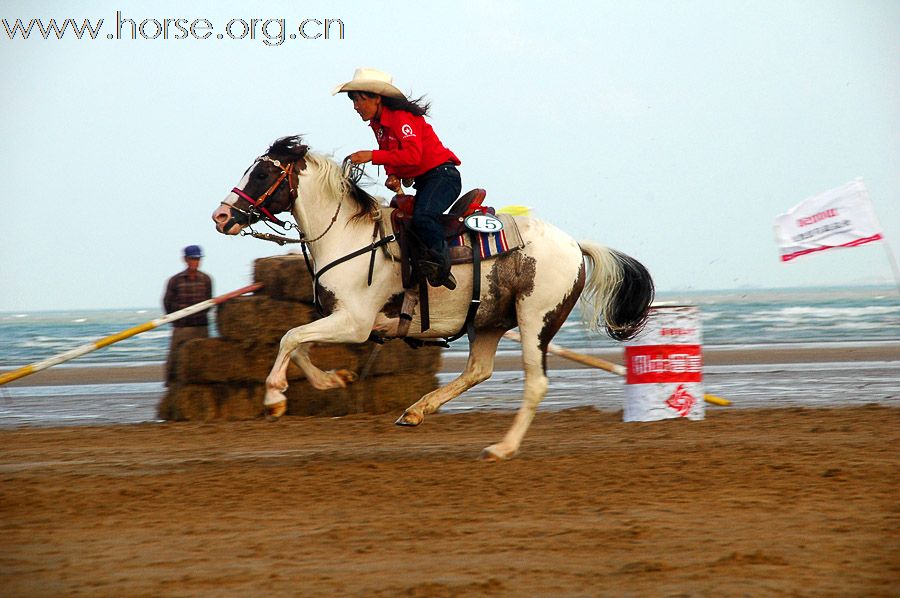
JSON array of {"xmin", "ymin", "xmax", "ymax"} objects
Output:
[{"xmin": 1, "ymin": 0, "xmax": 898, "ymax": 311}]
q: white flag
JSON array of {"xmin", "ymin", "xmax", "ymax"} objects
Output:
[{"xmin": 774, "ymin": 179, "xmax": 883, "ymax": 262}]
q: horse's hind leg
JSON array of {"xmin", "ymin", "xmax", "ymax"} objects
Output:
[
  {"xmin": 288, "ymin": 344, "xmax": 358, "ymax": 390},
  {"xmin": 479, "ymin": 324, "xmax": 548, "ymax": 461},
  {"xmin": 395, "ymin": 328, "xmax": 505, "ymax": 426},
  {"xmin": 480, "ymin": 263, "xmax": 584, "ymax": 460}
]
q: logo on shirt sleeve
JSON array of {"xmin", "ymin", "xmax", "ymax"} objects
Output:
[{"xmin": 400, "ymin": 123, "xmax": 416, "ymax": 138}]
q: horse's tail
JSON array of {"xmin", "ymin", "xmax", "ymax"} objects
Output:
[{"xmin": 578, "ymin": 241, "xmax": 655, "ymax": 341}]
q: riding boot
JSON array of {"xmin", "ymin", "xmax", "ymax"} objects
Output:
[{"xmin": 418, "ymin": 248, "xmax": 456, "ymax": 291}]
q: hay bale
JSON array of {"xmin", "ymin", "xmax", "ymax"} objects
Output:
[
  {"xmin": 161, "ymin": 249, "xmax": 445, "ymax": 420},
  {"xmin": 217, "ymin": 295, "xmax": 319, "ymax": 344},
  {"xmin": 158, "ymin": 383, "xmax": 265, "ymax": 421},
  {"xmin": 160, "ymin": 370, "xmax": 438, "ymax": 421},
  {"xmin": 362, "ymin": 343, "xmax": 442, "ymax": 377},
  {"xmin": 176, "ymin": 338, "xmax": 271, "ymax": 384},
  {"xmin": 157, "ymin": 384, "xmax": 218, "ymax": 421},
  {"xmin": 284, "ymin": 372, "xmax": 438, "ymax": 416},
  {"xmin": 156, "ymin": 387, "xmax": 179, "ymax": 420},
  {"xmin": 177, "ymin": 338, "xmax": 375, "ymax": 384},
  {"xmin": 360, "ymin": 372, "xmax": 439, "ymax": 414},
  {"xmin": 254, "ymin": 255, "xmax": 315, "ymax": 303},
  {"xmin": 176, "ymin": 337, "xmax": 442, "ymax": 385},
  {"xmin": 215, "ymin": 385, "xmax": 265, "ymax": 420},
  {"xmin": 284, "ymin": 380, "xmax": 357, "ymax": 417}
]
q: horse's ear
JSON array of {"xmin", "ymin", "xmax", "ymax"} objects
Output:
[{"xmin": 294, "ymin": 145, "xmax": 309, "ymax": 171}]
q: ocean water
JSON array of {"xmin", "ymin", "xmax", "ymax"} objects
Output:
[{"xmin": 2, "ymin": 287, "xmax": 898, "ymax": 368}]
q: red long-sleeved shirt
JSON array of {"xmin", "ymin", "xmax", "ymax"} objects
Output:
[{"xmin": 369, "ymin": 106, "xmax": 460, "ymax": 179}]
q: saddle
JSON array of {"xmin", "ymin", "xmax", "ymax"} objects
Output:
[{"xmin": 376, "ymin": 189, "xmax": 524, "ymax": 345}]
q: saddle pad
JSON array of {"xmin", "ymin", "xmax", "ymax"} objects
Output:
[
  {"xmin": 377, "ymin": 207, "xmax": 524, "ymax": 263},
  {"xmin": 446, "ymin": 216, "xmax": 524, "ymax": 264}
]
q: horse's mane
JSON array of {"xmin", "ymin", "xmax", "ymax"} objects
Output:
[
  {"xmin": 305, "ymin": 153, "xmax": 379, "ymax": 220},
  {"xmin": 267, "ymin": 135, "xmax": 379, "ymax": 220}
]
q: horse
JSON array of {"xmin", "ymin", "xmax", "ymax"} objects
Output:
[{"xmin": 212, "ymin": 135, "xmax": 654, "ymax": 460}]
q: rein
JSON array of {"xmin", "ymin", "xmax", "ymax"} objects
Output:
[{"xmin": 302, "ymin": 200, "xmax": 342, "ymax": 243}]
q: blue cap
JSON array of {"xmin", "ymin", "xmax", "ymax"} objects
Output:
[{"xmin": 183, "ymin": 245, "xmax": 203, "ymax": 258}]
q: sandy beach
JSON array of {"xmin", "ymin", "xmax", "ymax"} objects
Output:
[
  {"xmin": 1, "ymin": 405, "xmax": 898, "ymax": 597},
  {"xmin": 1, "ymin": 344, "xmax": 898, "ymax": 594},
  {"xmin": 1, "ymin": 340, "xmax": 898, "ymax": 597}
]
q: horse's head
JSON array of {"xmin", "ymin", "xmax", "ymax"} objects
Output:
[{"xmin": 212, "ymin": 135, "xmax": 309, "ymax": 235}]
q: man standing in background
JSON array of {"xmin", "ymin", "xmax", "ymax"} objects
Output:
[{"xmin": 163, "ymin": 245, "xmax": 213, "ymax": 385}]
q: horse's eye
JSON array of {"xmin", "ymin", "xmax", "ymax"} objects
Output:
[{"xmin": 255, "ymin": 171, "xmax": 268, "ymax": 180}]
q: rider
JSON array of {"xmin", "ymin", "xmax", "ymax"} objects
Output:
[{"xmin": 333, "ymin": 67, "xmax": 461, "ymax": 290}]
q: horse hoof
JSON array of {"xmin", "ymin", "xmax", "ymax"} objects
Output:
[
  {"xmin": 479, "ymin": 444, "xmax": 516, "ymax": 462},
  {"xmin": 336, "ymin": 369, "xmax": 358, "ymax": 384},
  {"xmin": 395, "ymin": 410, "xmax": 423, "ymax": 426},
  {"xmin": 265, "ymin": 400, "xmax": 287, "ymax": 421}
]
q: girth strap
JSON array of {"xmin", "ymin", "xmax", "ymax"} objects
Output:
[
  {"xmin": 406, "ymin": 230, "xmax": 481, "ymax": 349},
  {"xmin": 449, "ymin": 229, "xmax": 481, "ymax": 344},
  {"xmin": 465, "ymin": 230, "xmax": 482, "ymax": 343},
  {"xmin": 419, "ymin": 278, "xmax": 430, "ymax": 332}
]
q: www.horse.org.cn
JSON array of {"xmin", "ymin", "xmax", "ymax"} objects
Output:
[{"xmin": 2, "ymin": 12, "xmax": 346, "ymax": 46}]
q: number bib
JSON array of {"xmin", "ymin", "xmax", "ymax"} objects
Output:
[{"xmin": 464, "ymin": 214, "xmax": 504, "ymax": 233}]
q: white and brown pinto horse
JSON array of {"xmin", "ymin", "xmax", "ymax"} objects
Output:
[{"xmin": 212, "ymin": 136, "xmax": 654, "ymax": 460}]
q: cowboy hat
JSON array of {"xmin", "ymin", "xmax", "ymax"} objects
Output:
[{"xmin": 331, "ymin": 67, "xmax": 405, "ymax": 99}]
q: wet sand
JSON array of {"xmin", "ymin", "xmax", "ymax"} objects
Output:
[
  {"xmin": 4, "ymin": 342, "xmax": 899, "ymax": 386},
  {"xmin": 1, "ymin": 406, "xmax": 898, "ymax": 596}
]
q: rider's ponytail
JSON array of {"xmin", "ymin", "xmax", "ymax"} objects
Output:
[
  {"xmin": 381, "ymin": 94, "xmax": 430, "ymax": 117},
  {"xmin": 349, "ymin": 91, "xmax": 431, "ymax": 117}
]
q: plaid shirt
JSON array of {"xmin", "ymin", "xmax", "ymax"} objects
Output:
[{"xmin": 163, "ymin": 269, "xmax": 213, "ymax": 327}]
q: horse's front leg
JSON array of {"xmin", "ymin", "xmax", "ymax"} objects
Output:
[{"xmin": 264, "ymin": 311, "xmax": 370, "ymax": 419}]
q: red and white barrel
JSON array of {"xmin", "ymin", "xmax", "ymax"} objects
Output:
[{"xmin": 623, "ymin": 304, "xmax": 705, "ymax": 422}]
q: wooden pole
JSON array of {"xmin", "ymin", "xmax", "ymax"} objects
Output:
[
  {"xmin": 502, "ymin": 331, "xmax": 731, "ymax": 406},
  {"xmin": 0, "ymin": 283, "xmax": 263, "ymax": 386}
]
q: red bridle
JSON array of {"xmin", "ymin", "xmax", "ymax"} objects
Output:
[{"xmin": 229, "ymin": 157, "xmax": 298, "ymax": 228}]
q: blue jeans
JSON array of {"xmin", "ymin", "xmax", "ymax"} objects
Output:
[{"xmin": 412, "ymin": 163, "xmax": 461, "ymax": 270}]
